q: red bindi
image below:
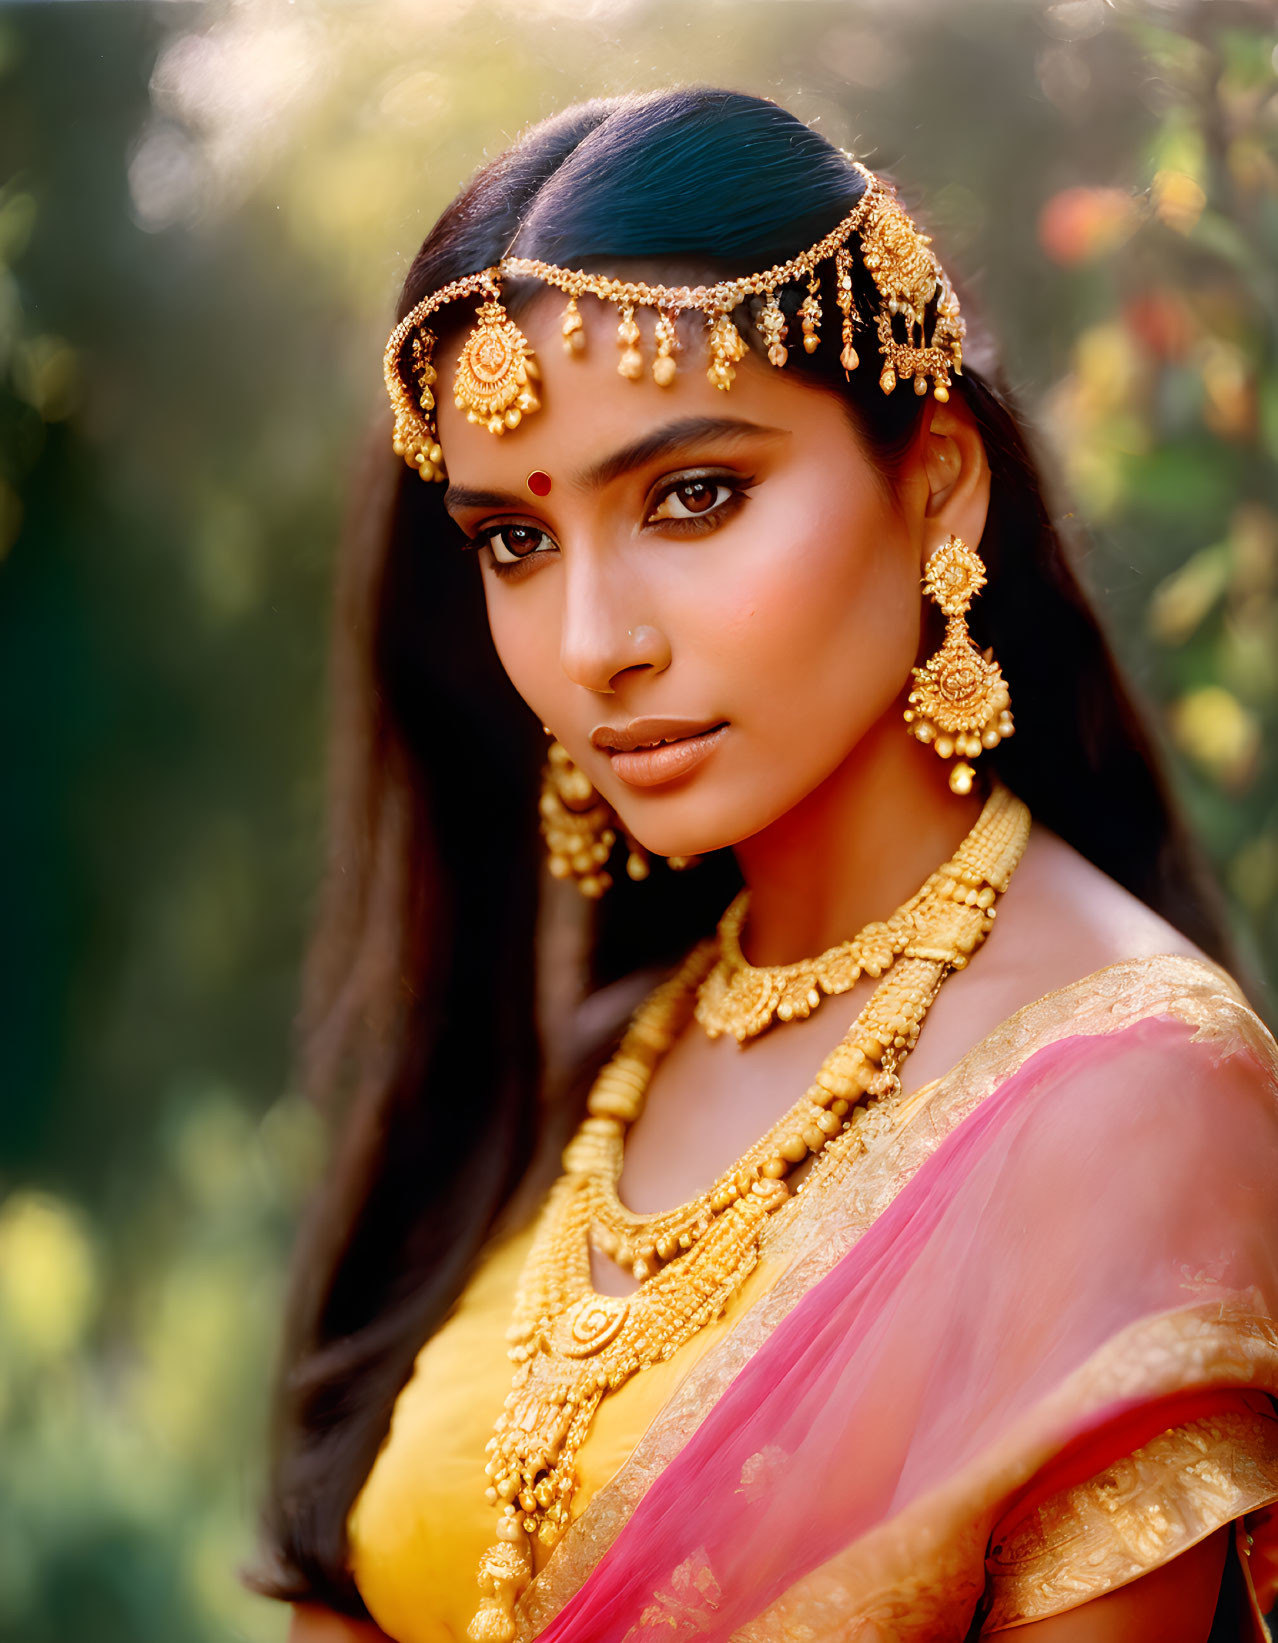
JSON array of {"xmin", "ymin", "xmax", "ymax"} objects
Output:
[{"xmin": 526, "ymin": 470, "xmax": 552, "ymax": 497}]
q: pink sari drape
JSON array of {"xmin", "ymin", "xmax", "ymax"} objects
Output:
[{"xmin": 514, "ymin": 957, "xmax": 1278, "ymax": 1641}]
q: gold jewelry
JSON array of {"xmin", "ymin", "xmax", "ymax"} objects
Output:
[
  {"xmin": 695, "ymin": 781, "xmax": 1027, "ymax": 1042},
  {"xmin": 466, "ymin": 781, "xmax": 1030, "ymax": 1642},
  {"xmin": 860, "ymin": 181, "xmax": 965, "ymax": 398},
  {"xmin": 538, "ymin": 740, "xmax": 617, "ymax": 899},
  {"xmin": 452, "ymin": 289, "xmax": 542, "ymax": 437},
  {"xmin": 904, "ymin": 535, "xmax": 1014, "ymax": 796},
  {"xmin": 385, "ymin": 158, "xmax": 965, "ymax": 484},
  {"xmin": 536, "ymin": 740, "xmax": 666, "ymax": 895}
]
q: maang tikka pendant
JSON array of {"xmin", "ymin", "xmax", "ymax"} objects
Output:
[{"xmin": 453, "ymin": 283, "xmax": 541, "ymax": 436}]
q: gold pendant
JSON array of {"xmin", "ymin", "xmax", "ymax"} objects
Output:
[
  {"xmin": 469, "ymin": 1184, "xmax": 777, "ymax": 1642},
  {"xmin": 909, "ymin": 619, "xmax": 1007, "ymax": 738},
  {"xmin": 694, "ymin": 892, "xmax": 905, "ymax": 1044},
  {"xmin": 695, "ymin": 959, "xmax": 785, "ymax": 1043},
  {"xmin": 453, "ymin": 292, "xmax": 542, "ymax": 436}
]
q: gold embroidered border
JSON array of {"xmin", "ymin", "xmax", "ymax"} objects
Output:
[
  {"xmin": 732, "ymin": 1305, "xmax": 1278, "ymax": 1643},
  {"xmin": 982, "ymin": 1406, "xmax": 1278, "ymax": 1631},
  {"xmin": 514, "ymin": 954, "xmax": 1277, "ymax": 1639}
]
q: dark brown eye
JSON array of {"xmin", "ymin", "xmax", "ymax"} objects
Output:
[
  {"xmin": 486, "ymin": 524, "xmax": 554, "ymax": 564},
  {"xmin": 647, "ymin": 479, "xmax": 735, "ymax": 523},
  {"xmin": 504, "ymin": 526, "xmax": 544, "ymax": 556},
  {"xmin": 674, "ymin": 480, "xmax": 717, "ymax": 513}
]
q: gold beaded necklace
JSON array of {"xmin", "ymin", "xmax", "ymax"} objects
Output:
[{"xmin": 467, "ymin": 782, "xmax": 1031, "ymax": 1643}]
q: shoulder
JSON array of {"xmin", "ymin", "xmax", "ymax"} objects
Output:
[
  {"xmin": 980, "ymin": 820, "xmax": 1210, "ymax": 990},
  {"xmin": 902, "ymin": 820, "xmax": 1253, "ymax": 1095}
]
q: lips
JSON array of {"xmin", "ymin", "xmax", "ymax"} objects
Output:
[
  {"xmin": 590, "ymin": 716, "xmax": 726, "ymax": 753},
  {"xmin": 591, "ymin": 718, "xmax": 729, "ymax": 789}
]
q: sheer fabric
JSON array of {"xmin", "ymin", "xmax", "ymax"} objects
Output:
[{"xmin": 348, "ymin": 955, "xmax": 1278, "ymax": 1641}]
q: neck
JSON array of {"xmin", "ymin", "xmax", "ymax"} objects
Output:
[{"xmin": 731, "ymin": 711, "xmax": 985, "ymax": 967}]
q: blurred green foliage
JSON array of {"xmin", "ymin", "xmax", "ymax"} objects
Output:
[{"xmin": 0, "ymin": 1, "xmax": 1275, "ymax": 1638}]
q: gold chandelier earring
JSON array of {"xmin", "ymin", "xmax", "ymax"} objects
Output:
[
  {"xmin": 904, "ymin": 534, "xmax": 1014, "ymax": 795},
  {"xmin": 538, "ymin": 737, "xmax": 653, "ymax": 897}
]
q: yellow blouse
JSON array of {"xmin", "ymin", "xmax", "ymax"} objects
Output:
[{"xmin": 346, "ymin": 1213, "xmax": 792, "ymax": 1643}]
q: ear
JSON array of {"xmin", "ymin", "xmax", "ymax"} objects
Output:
[{"xmin": 915, "ymin": 397, "xmax": 991, "ymax": 568}]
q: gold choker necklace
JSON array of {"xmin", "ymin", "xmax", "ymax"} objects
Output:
[
  {"xmin": 695, "ymin": 790, "xmax": 1027, "ymax": 1043},
  {"xmin": 466, "ymin": 781, "xmax": 1031, "ymax": 1643}
]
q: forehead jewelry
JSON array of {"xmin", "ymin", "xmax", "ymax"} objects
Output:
[
  {"xmin": 525, "ymin": 469, "xmax": 552, "ymax": 496},
  {"xmin": 384, "ymin": 157, "xmax": 965, "ymax": 484}
]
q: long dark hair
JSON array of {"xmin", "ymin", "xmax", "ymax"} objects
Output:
[{"xmin": 246, "ymin": 86, "xmax": 1234, "ymax": 1616}]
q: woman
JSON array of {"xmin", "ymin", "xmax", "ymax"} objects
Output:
[{"xmin": 248, "ymin": 88, "xmax": 1278, "ymax": 1641}]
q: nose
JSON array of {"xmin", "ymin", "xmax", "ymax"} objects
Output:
[{"xmin": 558, "ymin": 558, "xmax": 671, "ymax": 694}]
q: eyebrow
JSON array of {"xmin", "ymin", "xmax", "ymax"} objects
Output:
[{"xmin": 442, "ymin": 415, "xmax": 788, "ymax": 515}]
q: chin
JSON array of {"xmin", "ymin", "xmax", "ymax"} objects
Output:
[
  {"xmin": 612, "ymin": 811, "xmax": 722, "ymax": 863},
  {"xmin": 616, "ymin": 802, "xmax": 767, "ymax": 862},
  {"xmin": 603, "ymin": 751, "xmax": 817, "ymax": 860}
]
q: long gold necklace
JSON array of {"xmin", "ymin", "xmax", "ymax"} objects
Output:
[{"xmin": 467, "ymin": 783, "xmax": 1031, "ymax": 1643}]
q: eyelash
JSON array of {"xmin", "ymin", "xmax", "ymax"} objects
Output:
[{"xmin": 468, "ymin": 472, "xmax": 753, "ymax": 577}]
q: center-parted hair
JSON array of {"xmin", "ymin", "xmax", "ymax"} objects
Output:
[{"xmin": 246, "ymin": 85, "xmax": 1233, "ymax": 1617}]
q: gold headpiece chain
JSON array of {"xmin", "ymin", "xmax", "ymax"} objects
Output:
[{"xmin": 384, "ymin": 157, "xmax": 965, "ymax": 483}]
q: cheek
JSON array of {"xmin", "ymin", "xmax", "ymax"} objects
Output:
[
  {"xmin": 681, "ymin": 472, "xmax": 918, "ymax": 717},
  {"xmin": 479, "ymin": 571, "xmax": 560, "ymax": 717}
]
